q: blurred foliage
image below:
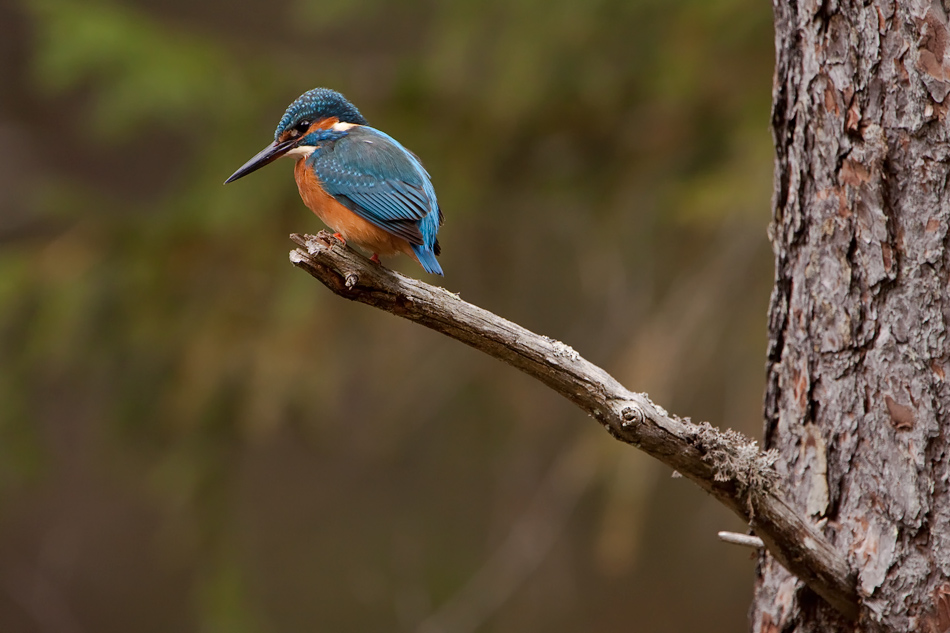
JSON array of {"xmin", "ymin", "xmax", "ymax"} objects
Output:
[
  {"xmin": 0, "ymin": 0, "xmax": 775, "ymax": 631},
  {"xmin": 33, "ymin": 0, "xmax": 234, "ymax": 137}
]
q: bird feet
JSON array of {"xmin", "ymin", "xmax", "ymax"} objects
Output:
[
  {"xmin": 330, "ymin": 232, "xmax": 347, "ymax": 247},
  {"xmin": 370, "ymin": 253, "xmax": 381, "ymax": 265}
]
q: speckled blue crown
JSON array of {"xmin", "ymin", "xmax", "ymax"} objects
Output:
[{"xmin": 274, "ymin": 88, "xmax": 368, "ymax": 139}]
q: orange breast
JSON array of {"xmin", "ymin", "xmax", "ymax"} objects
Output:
[{"xmin": 294, "ymin": 158, "xmax": 416, "ymax": 259}]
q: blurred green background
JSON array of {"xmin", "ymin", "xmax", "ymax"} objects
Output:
[{"xmin": 0, "ymin": 0, "xmax": 775, "ymax": 631}]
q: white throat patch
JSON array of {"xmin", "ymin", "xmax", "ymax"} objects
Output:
[{"xmin": 285, "ymin": 145, "xmax": 316, "ymax": 159}]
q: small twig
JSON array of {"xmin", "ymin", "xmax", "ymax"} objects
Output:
[
  {"xmin": 289, "ymin": 231, "xmax": 860, "ymax": 621},
  {"xmin": 718, "ymin": 531, "xmax": 766, "ymax": 549}
]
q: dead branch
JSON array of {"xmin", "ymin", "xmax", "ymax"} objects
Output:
[{"xmin": 289, "ymin": 231, "xmax": 860, "ymax": 620}]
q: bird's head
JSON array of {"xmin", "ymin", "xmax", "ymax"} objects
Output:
[{"xmin": 225, "ymin": 87, "xmax": 367, "ymax": 184}]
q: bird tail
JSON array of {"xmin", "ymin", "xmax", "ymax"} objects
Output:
[
  {"xmin": 413, "ymin": 207, "xmax": 443, "ymax": 276},
  {"xmin": 412, "ymin": 244, "xmax": 444, "ymax": 276}
]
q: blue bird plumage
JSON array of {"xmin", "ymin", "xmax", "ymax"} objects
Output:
[
  {"xmin": 225, "ymin": 88, "xmax": 444, "ymax": 276},
  {"xmin": 275, "ymin": 87, "xmax": 368, "ymax": 137},
  {"xmin": 302, "ymin": 126, "xmax": 443, "ymax": 275}
]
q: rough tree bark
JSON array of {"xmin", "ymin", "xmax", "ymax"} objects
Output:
[{"xmin": 757, "ymin": 1, "xmax": 950, "ymax": 631}]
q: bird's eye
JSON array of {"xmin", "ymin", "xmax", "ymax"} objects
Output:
[{"xmin": 288, "ymin": 120, "xmax": 311, "ymax": 139}]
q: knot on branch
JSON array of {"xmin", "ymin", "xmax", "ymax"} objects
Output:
[
  {"xmin": 693, "ymin": 422, "xmax": 779, "ymax": 494},
  {"xmin": 620, "ymin": 406, "xmax": 644, "ymax": 427}
]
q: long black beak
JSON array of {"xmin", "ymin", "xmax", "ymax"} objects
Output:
[{"xmin": 224, "ymin": 138, "xmax": 296, "ymax": 184}]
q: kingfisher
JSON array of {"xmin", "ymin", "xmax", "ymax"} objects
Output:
[{"xmin": 225, "ymin": 88, "xmax": 444, "ymax": 276}]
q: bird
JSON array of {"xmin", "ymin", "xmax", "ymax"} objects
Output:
[{"xmin": 225, "ymin": 87, "xmax": 444, "ymax": 276}]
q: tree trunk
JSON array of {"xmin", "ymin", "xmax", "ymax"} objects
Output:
[{"xmin": 756, "ymin": 1, "xmax": 950, "ymax": 631}]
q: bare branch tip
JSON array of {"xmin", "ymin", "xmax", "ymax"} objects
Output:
[{"xmin": 718, "ymin": 531, "xmax": 765, "ymax": 549}]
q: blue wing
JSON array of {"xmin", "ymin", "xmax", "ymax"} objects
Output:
[{"xmin": 306, "ymin": 126, "xmax": 442, "ymax": 259}]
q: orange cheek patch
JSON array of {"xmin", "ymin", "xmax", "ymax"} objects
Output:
[
  {"xmin": 277, "ymin": 117, "xmax": 340, "ymax": 144},
  {"xmin": 308, "ymin": 117, "xmax": 339, "ymax": 133}
]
